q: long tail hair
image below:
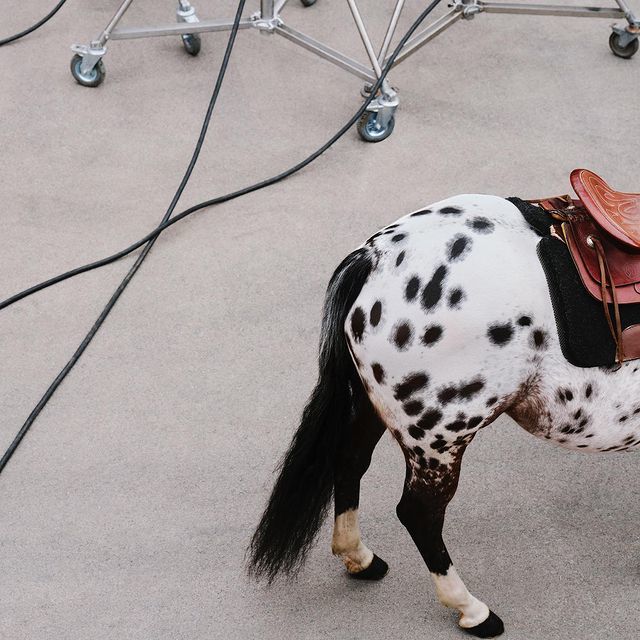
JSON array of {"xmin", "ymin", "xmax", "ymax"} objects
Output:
[{"xmin": 248, "ymin": 247, "xmax": 373, "ymax": 582}]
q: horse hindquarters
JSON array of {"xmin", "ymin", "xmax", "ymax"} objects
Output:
[{"xmin": 341, "ymin": 195, "xmax": 549, "ymax": 636}]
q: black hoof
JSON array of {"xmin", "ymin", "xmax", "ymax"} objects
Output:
[
  {"xmin": 348, "ymin": 554, "xmax": 389, "ymax": 581},
  {"xmin": 463, "ymin": 611, "xmax": 505, "ymax": 638}
]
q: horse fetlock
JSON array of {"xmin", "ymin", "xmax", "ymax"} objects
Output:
[
  {"xmin": 332, "ymin": 540, "xmax": 374, "ymax": 573},
  {"xmin": 433, "ymin": 568, "xmax": 490, "ymax": 628},
  {"xmin": 331, "ymin": 509, "xmax": 374, "ymax": 572},
  {"xmin": 457, "ymin": 597, "xmax": 491, "ymax": 629}
]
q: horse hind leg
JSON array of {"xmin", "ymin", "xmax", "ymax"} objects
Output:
[
  {"xmin": 331, "ymin": 393, "xmax": 389, "ymax": 579},
  {"xmin": 396, "ymin": 442, "xmax": 504, "ymax": 638}
]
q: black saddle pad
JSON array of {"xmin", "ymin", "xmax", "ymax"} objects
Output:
[{"xmin": 508, "ymin": 197, "xmax": 640, "ymax": 368}]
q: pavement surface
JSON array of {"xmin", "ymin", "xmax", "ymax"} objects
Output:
[{"xmin": 1, "ymin": 1, "xmax": 639, "ymax": 639}]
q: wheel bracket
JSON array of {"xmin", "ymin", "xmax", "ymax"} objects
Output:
[
  {"xmin": 71, "ymin": 43, "xmax": 106, "ymax": 75},
  {"xmin": 612, "ymin": 23, "xmax": 638, "ymax": 47}
]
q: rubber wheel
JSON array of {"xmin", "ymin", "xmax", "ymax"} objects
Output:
[
  {"xmin": 182, "ymin": 33, "xmax": 201, "ymax": 56},
  {"xmin": 357, "ymin": 110, "xmax": 395, "ymax": 143},
  {"xmin": 609, "ymin": 32, "xmax": 638, "ymax": 59},
  {"xmin": 301, "ymin": 0, "xmax": 317, "ymax": 6},
  {"xmin": 70, "ymin": 53, "xmax": 105, "ymax": 87}
]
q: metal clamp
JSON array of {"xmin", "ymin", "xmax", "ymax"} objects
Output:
[
  {"xmin": 250, "ymin": 12, "xmax": 282, "ymax": 32},
  {"xmin": 450, "ymin": 0, "xmax": 484, "ymax": 19}
]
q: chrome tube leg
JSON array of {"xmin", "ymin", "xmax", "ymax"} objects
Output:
[
  {"xmin": 95, "ymin": 0, "xmax": 136, "ymax": 47},
  {"xmin": 261, "ymin": 0, "xmax": 275, "ymax": 20},
  {"xmin": 377, "ymin": 0, "xmax": 406, "ymax": 63},
  {"xmin": 361, "ymin": 0, "xmax": 405, "ymax": 98},
  {"xmin": 612, "ymin": 0, "xmax": 639, "ymax": 25},
  {"xmin": 253, "ymin": 0, "xmax": 279, "ymax": 32},
  {"xmin": 346, "ymin": 0, "xmax": 384, "ymax": 78},
  {"xmin": 346, "ymin": 0, "xmax": 398, "ymax": 117}
]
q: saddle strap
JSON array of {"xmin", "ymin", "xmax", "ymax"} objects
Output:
[
  {"xmin": 590, "ymin": 235, "xmax": 625, "ymax": 363},
  {"xmin": 527, "ymin": 194, "xmax": 582, "ymax": 217}
]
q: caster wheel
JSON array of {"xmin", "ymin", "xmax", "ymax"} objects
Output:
[
  {"xmin": 70, "ymin": 53, "xmax": 105, "ymax": 87},
  {"xmin": 357, "ymin": 110, "xmax": 395, "ymax": 143},
  {"xmin": 609, "ymin": 31, "xmax": 638, "ymax": 59},
  {"xmin": 301, "ymin": 0, "xmax": 317, "ymax": 6},
  {"xmin": 182, "ymin": 33, "xmax": 201, "ymax": 56}
]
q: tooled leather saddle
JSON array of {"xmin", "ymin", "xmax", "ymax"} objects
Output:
[{"xmin": 530, "ymin": 169, "xmax": 640, "ymax": 364}]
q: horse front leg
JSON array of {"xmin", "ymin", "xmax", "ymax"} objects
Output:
[
  {"xmin": 332, "ymin": 394, "xmax": 388, "ymax": 579},
  {"xmin": 396, "ymin": 444, "xmax": 504, "ymax": 638}
]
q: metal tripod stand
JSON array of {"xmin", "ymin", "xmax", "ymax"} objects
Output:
[{"xmin": 70, "ymin": 0, "xmax": 639, "ymax": 142}]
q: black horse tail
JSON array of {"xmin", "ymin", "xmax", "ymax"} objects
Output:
[{"xmin": 248, "ymin": 246, "xmax": 374, "ymax": 582}]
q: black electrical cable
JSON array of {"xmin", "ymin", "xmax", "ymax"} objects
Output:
[
  {"xmin": 0, "ymin": 0, "xmax": 247, "ymax": 473},
  {"xmin": 0, "ymin": 0, "xmax": 68, "ymax": 47},
  {"xmin": 0, "ymin": 0, "xmax": 443, "ymax": 474},
  {"xmin": 1, "ymin": 0, "xmax": 444, "ymax": 313}
]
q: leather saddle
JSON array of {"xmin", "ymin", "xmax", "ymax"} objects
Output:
[{"xmin": 530, "ymin": 169, "xmax": 640, "ymax": 363}]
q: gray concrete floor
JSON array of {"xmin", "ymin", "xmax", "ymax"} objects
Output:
[{"xmin": 1, "ymin": 1, "xmax": 639, "ymax": 638}]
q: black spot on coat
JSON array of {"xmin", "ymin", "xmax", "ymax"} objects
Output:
[
  {"xmin": 417, "ymin": 408, "xmax": 442, "ymax": 431},
  {"xmin": 405, "ymin": 277, "xmax": 421, "ymax": 302},
  {"xmin": 439, "ymin": 206, "xmax": 463, "ymax": 215},
  {"xmin": 488, "ymin": 322, "xmax": 514, "ymax": 346},
  {"xmin": 465, "ymin": 216, "xmax": 495, "ymax": 234},
  {"xmin": 448, "ymin": 288, "xmax": 465, "ymax": 309},
  {"xmin": 437, "ymin": 386, "xmax": 458, "ymax": 405},
  {"xmin": 422, "ymin": 325, "xmax": 443, "ymax": 346},
  {"xmin": 421, "ymin": 265, "xmax": 448, "ymax": 311},
  {"xmin": 531, "ymin": 329, "xmax": 548, "ymax": 350},
  {"xmin": 460, "ymin": 378, "xmax": 485, "ymax": 400},
  {"xmin": 557, "ymin": 388, "xmax": 573, "ymax": 403},
  {"xmin": 404, "ymin": 400, "xmax": 424, "ymax": 416},
  {"xmin": 394, "ymin": 373, "xmax": 429, "ymax": 401},
  {"xmin": 392, "ymin": 322, "xmax": 413, "ymax": 350},
  {"xmin": 350, "ymin": 307, "xmax": 366, "ymax": 342},
  {"xmin": 408, "ymin": 425, "xmax": 425, "ymax": 440},
  {"xmin": 372, "ymin": 363, "xmax": 385, "ymax": 384},
  {"xmin": 444, "ymin": 417, "xmax": 467, "ymax": 432},
  {"xmin": 370, "ymin": 301, "xmax": 382, "ymax": 327},
  {"xmin": 447, "ymin": 235, "xmax": 472, "ymax": 262}
]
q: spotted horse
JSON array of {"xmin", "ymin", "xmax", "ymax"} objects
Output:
[{"xmin": 248, "ymin": 185, "xmax": 640, "ymax": 637}]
